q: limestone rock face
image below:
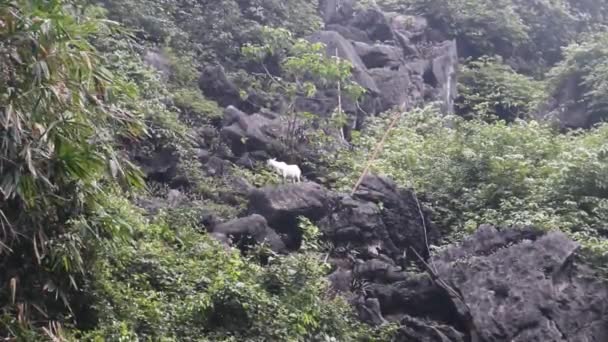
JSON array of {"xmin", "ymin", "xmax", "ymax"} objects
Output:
[
  {"xmin": 432, "ymin": 225, "xmax": 608, "ymax": 342},
  {"xmin": 211, "ymin": 214, "xmax": 286, "ymax": 252}
]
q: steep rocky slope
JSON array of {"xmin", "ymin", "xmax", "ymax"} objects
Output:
[
  {"xmin": 153, "ymin": 3, "xmax": 608, "ymax": 340},
  {"xmin": 3, "ymin": 0, "xmax": 608, "ymax": 340}
]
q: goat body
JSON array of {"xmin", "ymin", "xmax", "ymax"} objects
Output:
[{"xmin": 267, "ymin": 158, "xmax": 302, "ymax": 183}]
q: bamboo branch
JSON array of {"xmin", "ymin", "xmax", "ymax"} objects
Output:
[{"xmin": 350, "ymin": 103, "xmax": 406, "ymax": 195}]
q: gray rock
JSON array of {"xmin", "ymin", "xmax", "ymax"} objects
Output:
[
  {"xmin": 369, "ymin": 67, "xmax": 412, "ymax": 110},
  {"xmin": 325, "ymin": 24, "xmax": 370, "ymax": 43},
  {"xmin": 353, "ymin": 42, "xmax": 403, "ymax": 69},
  {"xmin": 198, "ymin": 64, "xmax": 241, "ymax": 108},
  {"xmin": 212, "ymin": 214, "xmax": 285, "ymax": 252},
  {"xmin": 307, "ymin": 31, "xmax": 379, "ymax": 94},
  {"xmin": 328, "ymin": 267, "xmax": 353, "ymax": 293},
  {"xmin": 248, "ymin": 182, "xmax": 335, "ymax": 248},
  {"xmin": 396, "ymin": 316, "xmax": 465, "ymax": 342},
  {"xmin": 349, "ymin": 8, "xmax": 394, "ymax": 42},
  {"xmin": 220, "ymin": 106, "xmax": 286, "ymax": 156},
  {"xmin": 353, "ymin": 174, "xmax": 440, "ymax": 259},
  {"xmin": 355, "ymin": 296, "xmax": 387, "ymax": 326},
  {"xmin": 433, "ymin": 226, "xmax": 608, "ymax": 341}
]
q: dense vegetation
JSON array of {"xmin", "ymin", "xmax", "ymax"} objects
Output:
[
  {"xmin": 331, "ymin": 108, "xmax": 608, "ymax": 256},
  {"xmin": 2, "ymin": 0, "xmax": 608, "ymax": 340}
]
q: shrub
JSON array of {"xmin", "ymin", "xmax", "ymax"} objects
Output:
[
  {"xmin": 75, "ymin": 208, "xmax": 381, "ymax": 341},
  {"xmin": 331, "ymin": 106, "xmax": 608, "ymax": 253},
  {"xmin": 0, "ymin": 0, "xmax": 144, "ymax": 335},
  {"xmin": 457, "ymin": 56, "xmax": 544, "ymax": 122},
  {"xmin": 547, "ymin": 32, "xmax": 608, "ymax": 125}
]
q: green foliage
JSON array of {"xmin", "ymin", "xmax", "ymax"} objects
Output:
[
  {"xmin": 98, "ymin": 0, "xmax": 321, "ymax": 64},
  {"xmin": 243, "ymin": 27, "xmax": 365, "ymax": 150},
  {"xmin": 457, "ymin": 56, "xmax": 544, "ymax": 121},
  {"xmin": 0, "ymin": 0, "xmax": 145, "ymax": 334},
  {"xmin": 381, "ymin": 0, "xmax": 604, "ymax": 72},
  {"xmin": 547, "ymin": 32, "xmax": 608, "ymax": 123},
  {"xmin": 331, "ymin": 107, "xmax": 608, "ymax": 253},
  {"xmin": 173, "ymin": 88, "xmax": 222, "ymax": 125},
  {"xmin": 74, "ymin": 205, "xmax": 378, "ymax": 341},
  {"xmin": 239, "ymin": 0, "xmax": 322, "ymax": 36},
  {"xmin": 388, "ymin": 0, "xmax": 528, "ymax": 55}
]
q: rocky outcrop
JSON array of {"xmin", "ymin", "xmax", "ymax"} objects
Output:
[
  {"xmin": 310, "ymin": 1, "xmax": 459, "ymax": 127},
  {"xmin": 211, "ymin": 214, "xmax": 286, "ymax": 252},
  {"xmin": 538, "ymin": 73, "xmax": 596, "ymax": 129},
  {"xmin": 345, "ymin": 225, "xmax": 608, "ymax": 341},
  {"xmin": 198, "ymin": 64, "xmax": 242, "ymax": 108},
  {"xmin": 220, "ymin": 106, "xmax": 286, "ymax": 156},
  {"xmin": 245, "ymin": 174, "xmax": 439, "ymax": 260},
  {"xmin": 248, "ymin": 182, "xmax": 334, "ymax": 248},
  {"xmin": 432, "ymin": 225, "xmax": 608, "ymax": 341},
  {"xmin": 308, "ymin": 30, "xmax": 380, "ymax": 94},
  {"xmin": 351, "ymin": 175, "xmax": 440, "ymax": 259}
]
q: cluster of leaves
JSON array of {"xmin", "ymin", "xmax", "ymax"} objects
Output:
[
  {"xmin": 63, "ymin": 202, "xmax": 387, "ymax": 341},
  {"xmin": 97, "ymin": 0, "xmax": 321, "ymax": 65},
  {"xmin": 456, "ymin": 56, "xmax": 544, "ymax": 122},
  {"xmin": 378, "ymin": 0, "xmax": 606, "ymax": 73},
  {"xmin": 0, "ymin": 0, "xmax": 146, "ymax": 336},
  {"xmin": 546, "ymin": 31, "xmax": 608, "ymax": 125},
  {"xmin": 331, "ymin": 107, "xmax": 608, "ymax": 254},
  {"xmin": 242, "ymin": 27, "xmax": 365, "ymax": 150}
]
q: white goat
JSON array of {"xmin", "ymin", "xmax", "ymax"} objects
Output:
[{"xmin": 267, "ymin": 158, "xmax": 302, "ymax": 183}]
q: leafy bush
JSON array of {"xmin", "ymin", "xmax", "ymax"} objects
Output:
[
  {"xmin": 457, "ymin": 56, "xmax": 544, "ymax": 121},
  {"xmin": 98, "ymin": 0, "xmax": 321, "ymax": 65},
  {"xmin": 385, "ymin": 0, "xmax": 529, "ymax": 56},
  {"xmin": 73, "ymin": 206, "xmax": 383, "ymax": 341},
  {"xmin": 243, "ymin": 27, "xmax": 365, "ymax": 150},
  {"xmin": 380, "ymin": 0, "xmax": 600, "ymax": 72},
  {"xmin": 331, "ymin": 107, "xmax": 608, "ymax": 253},
  {"xmin": 547, "ymin": 32, "xmax": 608, "ymax": 124},
  {"xmin": 0, "ymin": 0, "xmax": 144, "ymax": 335}
]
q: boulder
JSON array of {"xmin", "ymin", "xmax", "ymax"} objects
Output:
[
  {"xmin": 248, "ymin": 182, "xmax": 334, "ymax": 248},
  {"xmin": 211, "ymin": 214, "xmax": 285, "ymax": 252},
  {"xmin": 320, "ymin": 195, "xmax": 399, "ymax": 255},
  {"xmin": 538, "ymin": 73, "xmax": 594, "ymax": 129},
  {"xmin": 354, "ymin": 296, "xmax": 387, "ymax": 326},
  {"xmin": 325, "ymin": 24, "xmax": 370, "ymax": 43},
  {"xmin": 353, "ymin": 42, "xmax": 403, "ymax": 69},
  {"xmin": 220, "ymin": 106, "xmax": 286, "ymax": 156},
  {"xmin": 307, "ymin": 31, "xmax": 379, "ymax": 94},
  {"xmin": 366, "ymin": 273, "xmax": 458, "ymax": 322},
  {"xmin": 369, "ymin": 67, "xmax": 412, "ymax": 110},
  {"xmin": 132, "ymin": 146, "xmax": 178, "ymax": 184},
  {"xmin": 198, "ymin": 64, "xmax": 241, "ymax": 108},
  {"xmin": 328, "ymin": 267, "xmax": 353, "ymax": 293},
  {"xmin": 396, "ymin": 316, "xmax": 465, "ymax": 342},
  {"xmin": 432, "ymin": 225, "xmax": 608, "ymax": 341},
  {"xmin": 426, "ymin": 40, "xmax": 458, "ymax": 114},
  {"xmin": 354, "ymin": 259, "xmax": 408, "ymax": 283},
  {"xmin": 349, "ymin": 8, "xmax": 394, "ymax": 43},
  {"xmin": 319, "ymin": 0, "xmax": 356, "ymax": 24},
  {"xmin": 353, "ymin": 174, "xmax": 440, "ymax": 260}
]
